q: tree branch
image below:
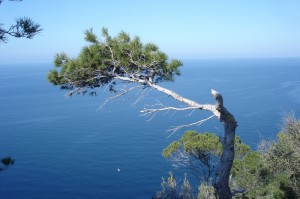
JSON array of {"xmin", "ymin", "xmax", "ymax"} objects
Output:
[
  {"xmin": 112, "ymin": 76, "xmax": 220, "ymax": 119},
  {"xmin": 65, "ymin": 87, "xmax": 87, "ymax": 97},
  {"xmin": 141, "ymin": 106, "xmax": 198, "ymax": 116},
  {"xmin": 167, "ymin": 115, "xmax": 215, "ymax": 137},
  {"xmin": 132, "ymin": 87, "xmax": 153, "ymax": 106},
  {"xmin": 98, "ymin": 85, "xmax": 142, "ymax": 110},
  {"xmin": 147, "ymin": 81, "xmax": 220, "ymax": 117}
]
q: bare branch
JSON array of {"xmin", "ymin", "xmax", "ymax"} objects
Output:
[
  {"xmin": 231, "ymin": 188, "xmax": 247, "ymax": 196},
  {"xmin": 169, "ymin": 150, "xmax": 215, "ymax": 179},
  {"xmin": 148, "ymin": 81, "xmax": 220, "ymax": 116},
  {"xmin": 114, "ymin": 74, "xmax": 147, "ymax": 84},
  {"xmin": 141, "ymin": 106, "xmax": 198, "ymax": 116},
  {"xmin": 98, "ymin": 85, "xmax": 142, "ymax": 110},
  {"xmin": 64, "ymin": 73, "xmax": 107, "ymax": 85},
  {"xmin": 132, "ymin": 87, "xmax": 153, "ymax": 106},
  {"xmin": 167, "ymin": 115, "xmax": 215, "ymax": 137},
  {"xmin": 65, "ymin": 87, "xmax": 87, "ymax": 97}
]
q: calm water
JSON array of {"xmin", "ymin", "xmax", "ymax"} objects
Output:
[{"xmin": 0, "ymin": 58, "xmax": 300, "ymax": 198}]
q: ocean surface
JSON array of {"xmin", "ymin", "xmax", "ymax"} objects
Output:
[{"xmin": 0, "ymin": 58, "xmax": 300, "ymax": 199}]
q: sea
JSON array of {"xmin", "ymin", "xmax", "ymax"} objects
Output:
[{"xmin": 0, "ymin": 58, "xmax": 300, "ymax": 199}]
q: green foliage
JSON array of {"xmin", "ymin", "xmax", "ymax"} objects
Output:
[
  {"xmin": 155, "ymin": 172, "xmax": 177, "ymax": 199},
  {"xmin": 84, "ymin": 28, "xmax": 98, "ymax": 43},
  {"xmin": 162, "ymin": 141, "xmax": 182, "ymax": 158},
  {"xmin": 162, "ymin": 121, "xmax": 300, "ymax": 198},
  {"xmin": 47, "ymin": 70, "xmax": 62, "ymax": 86},
  {"xmin": 0, "ymin": 157, "xmax": 14, "ymax": 172},
  {"xmin": 231, "ymin": 151, "xmax": 269, "ymax": 197},
  {"xmin": 233, "ymin": 172, "xmax": 295, "ymax": 199},
  {"xmin": 1, "ymin": 157, "xmax": 14, "ymax": 166},
  {"xmin": 54, "ymin": 53, "xmax": 69, "ymax": 67},
  {"xmin": 198, "ymin": 182, "xmax": 216, "ymax": 199},
  {"xmin": 162, "ymin": 131, "xmax": 222, "ymax": 160},
  {"xmin": 181, "ymin": 175, "xmax": 195, "ymax": 199},
  {"xmin": 48, "ymin": 27, "xmax": 183, "ymax": 95},
  {"xmin": 155, "ymin": 172, "xmax": 196, "ymax": 199},
  {"xmin": 162, "ymin": 131, "xmax": 250, "ymax": 167},
  {"xmin": 234, "ymin": 137, "xmax": 252, "ymax": 159},
  {"xmin": 231, "ymin": 115, "xmax": 300, "ymax": 198},
  {"xmin": 0, "ymin": 1, "xmax": 42, "ymax": 42},
  {"xmin": 181, "ymin": 131, "xmax": 222, "ymax": 156},
  {"xmin": 258, "ymin": 115, "xmax": 300, "ymax": 198},
  {"xmin": 0, "ymin": 16, "xmax": 42, "ymax": 43}
]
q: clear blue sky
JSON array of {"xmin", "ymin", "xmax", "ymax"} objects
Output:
[{"xmin": 1, "ymin": 0, "xmax": 300, "ymax": 64}]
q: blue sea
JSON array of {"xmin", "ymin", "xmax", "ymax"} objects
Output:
[{"xmin": 0, "ymin": 58, "xmax": 300, "ymax": 199}]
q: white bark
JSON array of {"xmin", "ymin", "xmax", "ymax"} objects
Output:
[
  {"xmin": 112, "ymin": 75, "xmax": 236, "ymax": 199},
  {"xmin": 147, "ymin": 82, "xmax": 220, "ymax": 117}
]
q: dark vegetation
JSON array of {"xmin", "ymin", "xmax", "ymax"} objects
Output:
[
  {"xmin": 155, "ymin": 114, "xmax": 300, "ymax": 199},
  {"xmin": 0, "ymin": 0, "xmax": 42, "ymax": 43},
  {"xmin": 0, "ymin": 157, "xmax": 14, "ymax": 173}
]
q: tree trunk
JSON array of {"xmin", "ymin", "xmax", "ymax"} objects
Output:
[
  {"xmin": 214, "ymin": 122, "xmax": 236, "ymax": 199},
  {"xmin": 143, "ymin": 82, "xmax": 237, "ymax": 199},
  {"xmin": 213, "ymin": 91, "xmax": 237, "ymax": 199}
]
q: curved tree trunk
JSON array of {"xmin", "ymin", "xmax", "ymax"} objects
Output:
[
  {"xmin": 214, "ymin": 121, "xmax": 236, "ymax": 199},
  {"xmin": 213, "ymin": 90, "xmax": 237, "ymax": 199},
  {"xmin": 146, "ymin": 82, "xmax": 237, "ymax": 199}
]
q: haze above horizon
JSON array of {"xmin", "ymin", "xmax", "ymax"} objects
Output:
[{"xmin": 1, "ymin": 0, "xmax": 300, "ymax": 64}]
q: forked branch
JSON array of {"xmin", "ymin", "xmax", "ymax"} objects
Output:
[
  {"xmin": 98, "ymin": 85, "xmax": 142, "ymax": 110},
  {"xmin": 167, "ymin": 115, "xmax": 215, "ymax": 136}
]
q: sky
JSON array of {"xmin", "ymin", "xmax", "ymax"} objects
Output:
[{"xmin": 0, "ymin": 0, "xmax": 300, "ymax": 64}]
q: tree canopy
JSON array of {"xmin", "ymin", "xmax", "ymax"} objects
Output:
[
  {"xmin": 0, "ymin": 0, "xmax": 42, "ymax": 42},
  {"xmin": 162, "ymin": 131, "xmax": 251, "ymax": 180},
  {"xmin": 48, "ymin": 27, "xmax": 182, "ymax": 96}
]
